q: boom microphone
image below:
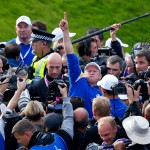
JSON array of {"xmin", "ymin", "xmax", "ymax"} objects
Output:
[{"xmin": 72, "ymin": 13, "xmax": 150, "ymax": 44}]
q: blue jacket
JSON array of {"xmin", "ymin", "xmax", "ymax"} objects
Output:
[
  {"xmin": 0, "ymin": 133, "xmax": 5, "ymax": 150},
  {"xmin": 67, "ymin": 54, "xmax": 102, "ymax": 118},
  {"xmin": 110, "ymin": 97, "xmax": 127, "ymax": 119}
]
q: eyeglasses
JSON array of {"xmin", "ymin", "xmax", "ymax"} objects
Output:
[{"xmin": 62, "ymin": 66, "xmax": 68, "ymax": 70}]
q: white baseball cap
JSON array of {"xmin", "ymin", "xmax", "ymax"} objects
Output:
[
  {"xmin": 105, "ymin": 37, "xmax": 128, "ymax": 48},
  {"xmin": 16, "ymin": 16, "xmax": 32, "ymax": 26},
  {"xmin": 97, "ymin": 74, "xmax": 118, "ymax": 90},
  {"xmin": 84, "ymin": 62, "xmax": 101, "ymax": 72},
  {"xmin": 52, "ymin": 27, "xmax": 76, "ymax": 42}
]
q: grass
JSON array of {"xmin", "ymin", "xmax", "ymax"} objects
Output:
[{"xmin": 0, "ymin": 0, "xmax": 149, "ymax": 53}]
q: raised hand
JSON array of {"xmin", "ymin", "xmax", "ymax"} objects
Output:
[{"xmin": 59, "ymin": 12, "xmax": 69, "ymax": 31}]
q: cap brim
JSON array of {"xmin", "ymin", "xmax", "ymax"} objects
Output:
[
  {"xmin": 123, "ymin": 116, "xmax": 150, "ymax": 145},
  {"xmin": 118, "ymin": 94, "xmax": 128, "ymax": 100},
  {"xmin": 69, "ymin": 33, "xmax": 76, "ymax": 37},
  {"xmin": 52, "ymin": 32, "xmax": 76, "ymax": 42},
  {"xmin": 29, "ymin": 38, "xmax": 39, "ymax": 42},
  {"xmin": 121, "ymin": 43, "xmax": 128, "ymax": 47}
]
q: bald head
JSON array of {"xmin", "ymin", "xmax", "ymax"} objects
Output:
[
  {"xmin": 46, "ymin": 52, "xmax": 62, "ymax": 78},
  {"xmin": 47, "ymin": 52, "xmax": 62, "ymax": 63},
  {"xmin": 74, "ymin": 107, "xmax": 89, "ymax": 130},
  {"xmin": 74, "ymin": 107, "xmax": 89, "ymax": 122}
]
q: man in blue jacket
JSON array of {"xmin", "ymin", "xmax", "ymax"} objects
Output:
[
  {"xmin": 59, "ymin": 13, "xmax": 102, "ymax": 118},
  {"xmin": 97, "ymin": 74, "xmax": 127, "ymax": 120}
]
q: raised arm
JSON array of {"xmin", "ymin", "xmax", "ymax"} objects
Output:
[
  {"xmin": 7, "ymin": 78, "xmax": 26, "ymax": 110},
  {"xmin": 59, "ymin": 12, "xmax": 74, "ymax": 54},
  {"xmin": 58, "ymin": 85, "xmax": 74, "ymax": 139}
]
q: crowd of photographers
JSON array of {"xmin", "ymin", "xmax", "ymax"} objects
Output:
[{"xmin": 0, "ymin": 13, "xmax": 150, "ymax": 150}]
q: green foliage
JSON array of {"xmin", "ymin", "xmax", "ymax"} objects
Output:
[{"xmin": 0, "ymin": 0, "xmax": 149, "ymax": 53}]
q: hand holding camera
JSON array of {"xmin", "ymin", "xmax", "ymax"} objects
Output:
[
  {"xmin": 58, "ymin": 84, "xmax": 67, "ymax": 98},
  {"xmin": 17, "ymin": 78, "xmax": 27, "ymax": 92},
  {"xmin": 125, "ymin": 84, "xmax": 140, "ymax": 104}
]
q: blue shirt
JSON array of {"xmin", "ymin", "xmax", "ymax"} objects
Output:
[
  {"xmin": 110, "ymin": 97, "xmax": 127, "ymax": 119},
  {"xmin": 7, "ymin": 37, "xmax": 34, "ymax": 66},
  {"xmin": 7, "ymin": 58, "xmax": 19, "ymax": 67},
  {"xmin": 67, "ymin": 54, "xmax": 102, "ymax": 118}
]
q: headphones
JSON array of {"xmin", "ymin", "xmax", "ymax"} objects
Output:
[{"xmin": 83, "ymin": 39, "xmax": 91, "ymax": 56}]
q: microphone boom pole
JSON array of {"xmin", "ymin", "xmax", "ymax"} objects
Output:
[{"xmin": 72, "ymin": 13, "xmax": 150, "ymax": 44}]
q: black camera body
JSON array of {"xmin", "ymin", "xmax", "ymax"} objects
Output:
[
  {"xmin": 133, "ymin": 79, "xmax": 149, "ymax": 93},
  {"xmin": 111, "ymin": 82, "xmax": 127, "ymax": 95},
  {"xmin": 98, "ymin": 47, "xmax": 115, "ymax": 56},
  {"xmin": 3, "ymin": 111, "xmax": 22, "ymax": 150},
  {"xmin": 48, "ymin": 79, "xmax": 65, "ymax": 101},
  {"xmin": 28, "ymin": 66, "xmax": 35, "ymax": 79},
  {"xmin": 138, "ymin": 70, "xmax": 150, "ymax": 80},
  {"xmin": 3, "ymin": 111, "xmax": 22, "ymax": 124}
]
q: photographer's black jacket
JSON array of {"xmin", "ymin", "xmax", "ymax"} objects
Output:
[{"xmin": 27, "ymin": 74, "xmax": 69, "ymax": 104}]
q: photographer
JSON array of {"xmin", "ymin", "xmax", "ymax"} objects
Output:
[
  {"xmin": 0, "ymin": 78, "xmax": 26, "ymax": 150},
  {"xmin": 135, "ymin": 49, "xmax": 150, "ymax": 76},
  {"xmin": 27, "ymin": 52, "xmax": 69, "ymax": 112},
  {"xmin": 97, "ymin": 74, "xmax": 127, "ymax": 120},
  {"xmin": 132, "ymin": 49, "xmax": 150, "ymax": 102}
]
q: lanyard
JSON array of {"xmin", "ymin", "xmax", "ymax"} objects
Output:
[{"xmin": 20, "ymin": 45, "xmax": 31, "ymax": 61}]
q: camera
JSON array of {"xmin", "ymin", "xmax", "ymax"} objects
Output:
[
  {"xmin": 138, "ymin": 70, "xmax": 150, "ymax": 80},
  {"xmin": 98, "ymin": 47, "xmax": 116, "ymax": 56},
  {"xmin": 48, "ymin": 79, "xmax": 66, "ymax": 100},
  {"xmin": 2, "ymin": 111, "xmax": 22, "ymax": 124},
  {"xmin": 124, "ymin": 73, "xmax": 137, "ymax": 85},
  {"xmin": 133, "ymin": 79, "xmax": 150, "ymax": 102},
  {"xmin": 111, "ymin": 82, "xmax": 127, "ymax": 95}
]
